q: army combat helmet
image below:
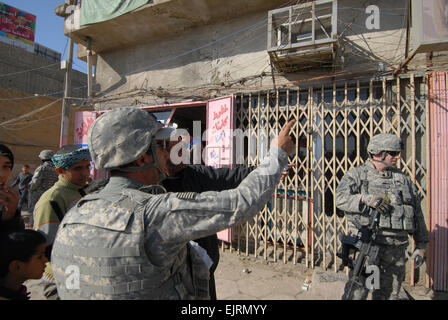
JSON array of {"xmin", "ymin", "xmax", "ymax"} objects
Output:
[
  {"xmin": 367, "ymin": 133, "xmax": 402, "ymax": 158},
  {"xmin": 39, "ymin": 150, "xmax": 54, "ymax": 161},
  {"xmin": 88, "ymin": 107, "xmax": 175, "ymax": 180}
]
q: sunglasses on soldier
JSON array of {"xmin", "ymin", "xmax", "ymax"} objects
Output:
[{"xmin": 386, "ymin": 151, "xmax": 400, "ymax": 157}]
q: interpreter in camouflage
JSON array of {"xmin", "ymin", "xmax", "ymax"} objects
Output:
[
  {"xmin": 51, "ymin": 107, "xmax": 295, "ymax": 300},
  {"xmin": 336, "ymin": 133, "xmax": 429, "ymax": 300},
  {"xmin": 28, "ymin": 150, "xmax": 59, "ymax": 221}
]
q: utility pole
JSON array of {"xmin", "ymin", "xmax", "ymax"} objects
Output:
[
  {"xmin": 59, "ymin": 37, "xmax": 73, "ymax": 147},
  {"xmin": 86, "ymin": 37, "xmax": 93, "ymax": 99},
  {"xmin": 59, "ymin": 0, "xmax": 76, "ymax": 147}
]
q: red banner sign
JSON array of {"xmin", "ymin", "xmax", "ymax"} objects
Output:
[{"xmin": 0, "ymin": 2, "xmax": 36, "ymax": 45}]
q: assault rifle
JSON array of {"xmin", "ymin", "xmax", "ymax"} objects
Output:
[{"xmin": 337, "ymin": 202, "xmax": 383, "ymax": 300}]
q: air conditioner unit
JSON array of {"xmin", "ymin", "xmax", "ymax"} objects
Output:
[
  {"xmin": 267, "ymin": 0, "xmax": 338, "ymax": 71},
  {"xmin": 411, "ymin": 0, "xmax": 448, "ymax": 53}
]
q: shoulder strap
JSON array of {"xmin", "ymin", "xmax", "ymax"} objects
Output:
[
  {"xmin": 360, "ymin": 164, "xmax": 369, "ymax": 194},
  {"xmin": 76, "ymin": 188, "xmax": 151, "ymax": 211},
  {"xmin": 49, "ymin": 200, "xmax": 64, "ymax": 222},
  {"xmin": 78, "ymin": 188, "xmax": 86, "ymax": 197}
]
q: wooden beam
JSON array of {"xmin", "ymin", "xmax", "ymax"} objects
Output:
[{"xmin": 393, "ymin": 49, "xmax": 418, "ymax": 76}]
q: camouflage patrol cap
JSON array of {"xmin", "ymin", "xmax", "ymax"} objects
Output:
[
  {"xmin": 39, "ymin": 150, "xmax": 54, "ymax": 161},
  {"xmin": 367, "ymin": 133, "xmax": 403, "ymax": 155},
  {"xmin": 88, "ymin": 107, "xmax": 174, "ymax": 170}
]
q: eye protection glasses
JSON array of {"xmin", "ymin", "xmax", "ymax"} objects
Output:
[{"xmin": 386, "ymin": 151, "xmax": 400, "ymax": 157}]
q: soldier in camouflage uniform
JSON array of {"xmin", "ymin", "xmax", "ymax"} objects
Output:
[
  {"xmin": 28, "ymin": 150, "xmax": 59, "ymax": 221},
  {"xmin": 51, "ymin": 107, "xmax": 295, "ymax": 300},
  {"xmin": 336, "ymin": 133, "xmax": 429, "ymax": 300}
]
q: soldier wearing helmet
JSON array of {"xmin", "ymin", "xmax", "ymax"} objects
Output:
[
  {"xmin": 367, "ymin": 133, "xmax": 403, "ymax": 169},
  {"xmin": 28, "ymin": 150, "xmax": 59, "ymax": 216},
  {"xmin": 336, "ymin": 133, "xmax": 429, "ymax": 300},
  {"xmin": 39, "ymin": 150, "xmax": 55, "ymax": 161},
  {"xmin": 51, "ymin": 107, "xmax": 295, "ymax": 300}
]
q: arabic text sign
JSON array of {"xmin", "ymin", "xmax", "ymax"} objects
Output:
[
  {"xmin": 74, "ymin": 111, "xmax": 96, "ymax": 147},
  {"xmin": 206, "ymin": 97, "xmax": 233, "ymax": 168},
  {"xmin": 0, "ymin": 2, "xmax": 36, "ymax": 45}
]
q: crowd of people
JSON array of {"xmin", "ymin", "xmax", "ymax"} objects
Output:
[
  {"xmin": 0, "ymin": 107, "xmax": 428, "ymax": 300},
  {"xmin": 0, "ymin": 143, "xmax": 91, "ymax": 299}
]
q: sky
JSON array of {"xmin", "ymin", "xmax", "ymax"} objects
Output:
[{"xmin": 3, "ymin": 0, "xmax": 86, "ymax": 72}]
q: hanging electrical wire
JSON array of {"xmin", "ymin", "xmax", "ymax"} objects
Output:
[
  {"xmin": 0, "ymin": 61, "xmax": 61, "ymax": 78},
  {"xmin": 0, "ymin": 85, "xmax": 88, "ymax": 101},
  {"xmin": 68, "ymin": 1, "xmax": 422, "ymax": 108},
  {"xmin": 0, "ymin": 98, "xmax": 62, "ymax": 127}
]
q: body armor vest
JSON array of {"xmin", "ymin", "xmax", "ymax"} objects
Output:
[
  {"xmin": 357, "ymin": 164, "xmax": 415, "ymax": 232},
  {"xmin": 51, "ymin": 188, "xmax": 209, "ymax": 300}
]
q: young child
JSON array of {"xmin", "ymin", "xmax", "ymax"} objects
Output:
[
  {"xmin": 0, "ymin": 229, "xmax": 47, "ymax": 300},
  {"xmin": 31, "ymin": 144, "xmax": 90, "ymax": 299}
]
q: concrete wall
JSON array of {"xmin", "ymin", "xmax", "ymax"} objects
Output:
[
  {"xmin": 94, "ymin": 9, "xmax": 271, "ymax": 108},
  {"xmin": 0, "ymin": 89, "xmax": 87, "ymax": 182},
  {"xmin": 0, "ymin": 41, "xmax": 89, "ymax": 180},
  {"xmin": 0, "ymin": 41, "xmax": 87, "ymax": 98},
  {"xmin": 89, "ymin": 0, "xmax": 448, "ymax": 109}
]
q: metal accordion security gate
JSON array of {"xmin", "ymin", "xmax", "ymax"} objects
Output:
[{"xmin": 231, "ymin": 74, "xmax": 429, "ymax": 283}]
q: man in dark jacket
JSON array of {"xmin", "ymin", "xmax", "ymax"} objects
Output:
[
  {"xmin": 162, "ymin": 138, "xmax": 290, "ymax": 299},
  {"xmin": 11, "ymin": 165, "xmax": 33, "ymax": 211},
  {"xmin": 162, "ymin": 160, "xmax": 255, "ymax": 300}
]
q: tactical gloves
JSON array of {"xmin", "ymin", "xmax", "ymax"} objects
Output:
[
  {"xmin": 362, "ymin": 195, "xmax": 393, "ymax": 215},
  {"xmin": 411, "ymin": 248, "xmax": 426, "ymax": 268}
]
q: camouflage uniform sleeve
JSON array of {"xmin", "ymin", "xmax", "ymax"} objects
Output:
[
  {"xmin": 335, "ymin": 167, "xmax": 365, "ymax": 213},
  {"xmin": 410, "ymin": 182, "xmax": 430, "ymax": 247},
  {"xmin": 29, "ymin": 167, "xmax": 42, "ymax": 190},
  {"xmin": 147, "ymin": 147, "xmax": 288, "ymax": 245}
]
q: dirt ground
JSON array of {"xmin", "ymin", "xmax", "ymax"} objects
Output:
[{"xmin": 215, "ymin": 245, "xmax": 448, "ymax": 300}]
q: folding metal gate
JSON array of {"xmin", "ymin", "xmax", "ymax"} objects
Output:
[{"xmin": 231, "ymin": 74, "xmax": 429, "ymax": 283}]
